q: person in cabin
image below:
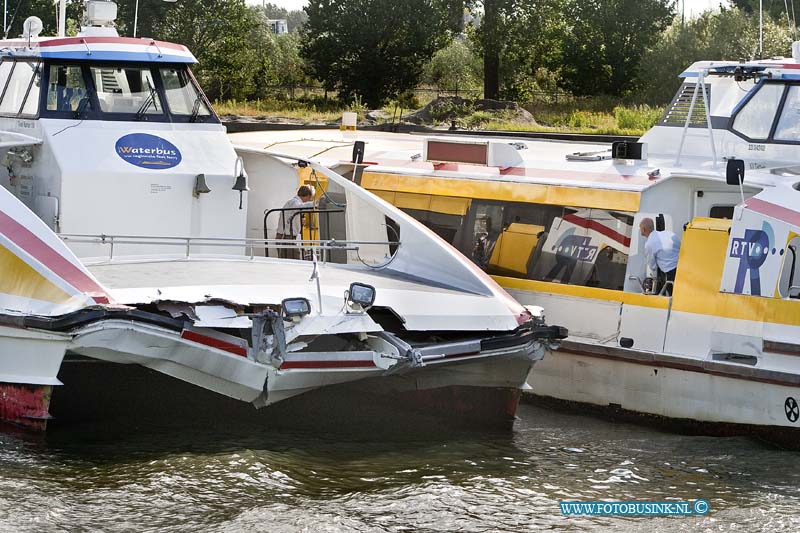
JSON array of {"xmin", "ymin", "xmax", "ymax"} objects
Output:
[
  {"xmin": 639, "ymin": 217, "xmax": 681, "ymax": 295},
  {"xmin": 277, "ymin": 185, "xmax": 316, "ymax": 259}
]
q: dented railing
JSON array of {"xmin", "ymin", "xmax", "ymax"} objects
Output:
[{"xmin": 58, "ymin": 233, "xmax": 400, "ymax": 264}]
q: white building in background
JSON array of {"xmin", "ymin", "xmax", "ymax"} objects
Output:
[{"xmin": 267, "ymin": 19, "xmax": 288, "ymax": 35}]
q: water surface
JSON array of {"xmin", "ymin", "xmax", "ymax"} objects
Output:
[{"xmin": 1, "ymin": 403, "xmax": 799, "ymax": 532}]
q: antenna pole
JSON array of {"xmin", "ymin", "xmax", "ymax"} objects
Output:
[
  {"xmin": 760, "ymin": 0, "xmax": 764, "ymax": 59},
  {"xmin": 4, "ymin": 0, "xmax": 7, "ymax": 37},
  {"xmin": 58, "ymin": 0, "xmax": 66, "ymax": 37},
  {"xmin": 134, "ymin": 0, "xmax": 139, "ymax": 37},
  {"xmin": 681, "ymin": 0, "xmax": 685, "ymax": 27}
]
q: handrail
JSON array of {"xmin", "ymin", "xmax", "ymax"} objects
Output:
[
  {"xmin": 58, "ymin": 233, "xmax": 400, "ymax": 264},
  {"xmin": 263, "ymin": 207, "xmax": 345, "ymax": 257}
]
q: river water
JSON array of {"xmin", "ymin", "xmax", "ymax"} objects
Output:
[{"xmin": 1, "ymin": 402, "xmax": 799, "ymax": 532}]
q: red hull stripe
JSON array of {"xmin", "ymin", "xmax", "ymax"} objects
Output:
[
  {"xmin": 280, "ymin": 360, "xmax": 376, "ymax": 369},
  {"xmin": 747, "ymin": 198, "xmax": 800, "ymax": 228},
  {"xmin": 2, "ymin": 37, "xmax": 189, "ymax": 51},
  {"xmin": 0, "ymin": 210, "xmax": 111, "ymax": 303},
  {"xmin": 562, "ymin": 213, "xmax": 632, "ymax": 247},
  {"xmin": 180, "ymin": 330, "xmax": 248, "ymax": 357}
]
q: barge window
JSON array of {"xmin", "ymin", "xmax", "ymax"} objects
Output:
[
  {"xmin": 90, "ymin": 66, "xmax": 162, "ymax": 116},
  {"xmin": 709, "ymin": 205, "xmax": 735, "ymax": 219},
  {"xmin": 775, "ymin": 86, "xmax": 800, "ymax": 141},
  {"xmin": 464, "ymin": 201, "xmax": 634, "ymax": 291},
  {"xmin": 732, "ymin": 83, "xmax": 784, "ymax": 140},
  {"xmin": 0, "ymin": 60, "xmax": 41, "ymax": 117},
  {"xmin": 160, "ymin": 67, "xmax": 210, "ymax": 119},
  {"xmin": 46, "ymin": 65, "xmax": 86, "ymax": 112}
]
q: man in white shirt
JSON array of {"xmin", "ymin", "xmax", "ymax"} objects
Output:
[
  {"xmin": 639, "ymin": 217, "xmax": 681, "ymax": 295},
  {"xmin": 277, "ymin": 185, "xmax": 315, "ymax": 259}
]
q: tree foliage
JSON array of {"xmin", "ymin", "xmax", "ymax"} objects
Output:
[
  {"xmin": 424, "ymin": 39, "xmax": 482, "ymax": 93},
  {"xmin": 730, "ymin": 0, "xmax": 797, "ymax": 22},
  {"xmin": 559, "ymin": 0, "xmax": 674, "ymax": 96},
  {"xmin": 637, "ymin": 8, "xmax": 793, "ymax": 104},
  {"xmin": 254, "ymin": 2, "xmax": 308, "ymax": 32},
  {"xmin": 153, "ymin": 0, "xmax": 257, "ymax": 101},
  {"xmin": 301, "ymin": 0, "xmax": 455, "ymax": 107},
  {"xmin": 4, "ymin": 0, "xmax": 83, "ymax": 38}
]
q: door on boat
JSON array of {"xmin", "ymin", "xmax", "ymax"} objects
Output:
[
  {"xmin": 617, "ymin": 213, "xmax": 675, "ymax": 353},
  {"xmin": 692, "ymin": 190, "xmax": 740, "ymax": 220}
]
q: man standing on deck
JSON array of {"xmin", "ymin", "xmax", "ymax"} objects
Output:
[
  {"xmin": 639, "ymin": 217, "xmax": 681, "ymax": 295},
  {"xmin": 277, "ymin": 185, "xmax": 315, "ymax": 259}
]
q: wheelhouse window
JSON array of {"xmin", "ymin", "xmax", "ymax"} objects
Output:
[
  {"xmin": 0, "ymin": 59, "xmax": 42, "ymax": 117},
  {"xmin": 90, "ymin": 66, "xmax": 162, "ymax": 116},
  {"xmin": 732, "ymin": 82, "xmax": 785, "ymax": 140},
  {"xmin": 46, "ymin": 64, "xmax": 87, "ymax": 112},
  {"xmin": 775, "ymin": 85, "xmax": 800, "ymax": 141},
  {"xmin": 160, "ymin": 67, "xmax": 211, "ymax": 120},
  {"xmin": 39, "ymin": 61, "xmax": 218, "ymax": 123}
]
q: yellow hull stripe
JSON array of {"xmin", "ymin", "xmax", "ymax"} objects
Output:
[
  {"xmin": 494, "ymin": 275, "xmax": 671, "ymax": 309},
  {"xmin": 0, "ymin": 245, "xmax": 73, "ymax": 304},
  {"xmin": 362, "ymin": 171, "xmax": 641, "ymax": 212}
]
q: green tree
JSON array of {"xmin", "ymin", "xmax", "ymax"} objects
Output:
[
  {"xmin": 246, "ymin": 7, "xmax": 310, "ymax": 99},
  {"xmin": 423, "ymin": 39, "xmax": 482, "ymax": 94},
  {"xmin": 115, "ymin": 0, "xmax": 177, "ymax": 38},
  {"xmin": 3, "ymin": 0, "xmax": 83, "ymax": 38},
  {"xmin": 730, "ymin": 0, "xmax": 796, "ymax": 22},
  {"xmin": 154, "ymin": 0, "xmax": 258, "ymax": 101},
  {"xmin": 301, "ymin": 0, "xmax": 455, "ymax": 107},
  {"xmin": 636, "ymin": 8, "xmax": 792, "ymax": 104},
  {"xmin": 255, "ymin": 2, "xmax": 308, "ymax": 32},
  {"xmin": 469, "ymin": 0, "xmax": 566, "ymax": 100},
  {"xmin": 560, "ymin": 0, "xmax": 674, "ymax": 96}
]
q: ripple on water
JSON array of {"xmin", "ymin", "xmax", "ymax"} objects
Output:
[{"xmin": 0, "ymin": 404, "xmax": 799, "ymax": 531}]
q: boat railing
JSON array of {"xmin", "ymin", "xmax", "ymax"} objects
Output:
[{"xmin": 58, "ymin": 233, "xmax": 401, "ymax": 265}]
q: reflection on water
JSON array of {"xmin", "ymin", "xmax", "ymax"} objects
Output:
[{"xmin": 1, "ymin": 403, "xmax": 799, "ymax": 532}]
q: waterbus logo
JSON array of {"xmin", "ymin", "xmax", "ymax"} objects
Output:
[
  {"xmin": 729, "ymin": 221, "xmax": 775, "ymax": 296},
  {"xmin": 115, "ymin": 133, "xmax": 182, "ymax": 170}
]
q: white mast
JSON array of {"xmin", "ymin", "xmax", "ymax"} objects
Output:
[
  {"xmin": 760, "ymin": 0, "xmax": 764, "ymax": 59},
  {"xmin": 58, "ymin": 0, "xmax": 67, "ymax": 37}
]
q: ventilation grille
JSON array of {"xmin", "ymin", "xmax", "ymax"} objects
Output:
[{"xmin": 660, "ymin": 83, "xmax": 710, "ymax": 127}]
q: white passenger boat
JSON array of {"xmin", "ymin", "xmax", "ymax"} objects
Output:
[
  {"xmin": 0, "ymin": 2, "xmax": 566, "ymax": 431},
  {"xmin": 233, "ymin": 46, "xmax": 800, "ymax": 444}
]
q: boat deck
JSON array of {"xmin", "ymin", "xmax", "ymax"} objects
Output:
[{"xmin": 86, "ymin": 257, "xmax": 514, "ymax": 331}]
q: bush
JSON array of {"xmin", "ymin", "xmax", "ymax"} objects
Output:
[
  {"xmin": 427, "ymin": 98, "xmax": 475, "ymax": 122},
  {"xmin": 614, "ymin": 105, "xmax": 663, "ymax": 131}
]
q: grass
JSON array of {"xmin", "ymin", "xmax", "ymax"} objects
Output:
[
  {"xmin": 215, "ymin": 95, "xmax": 665, "ymax": 136},
  {"xmin": 214, "ymin": 98, "xmax": 344, "ymax": 123}
]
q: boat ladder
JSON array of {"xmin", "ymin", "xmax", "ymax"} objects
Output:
[{"xmin": 674, "ymin": 70, "xmax": 717, "ymax": 168}]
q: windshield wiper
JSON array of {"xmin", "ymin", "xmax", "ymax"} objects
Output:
[
  {"xmin": 136, "ymin": 80, "xmax": 158, "ymax": 120},
  {"xmin": 189, "ymin": 96, "xmax": 206, "ymax": 123},
  {"xmin": 73, "ymin": 88, "xmax": 94, "ymax": 119}
]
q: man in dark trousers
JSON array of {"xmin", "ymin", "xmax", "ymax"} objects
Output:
[
  {"xmin": 639, "ymin": 217, "xmax": 681, "ymax": 295},
  {"xmin": 277, "ymin": 185, "xmax": 315, "ymax": 259}
]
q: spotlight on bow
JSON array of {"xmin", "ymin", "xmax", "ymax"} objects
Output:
[
  {"xmin": 282, "ymin": 297, "xmax": 311, "ymax": 320},
  {"xmin": 347, "ymin": 282, "xmax": 376, "ymax": 312}
]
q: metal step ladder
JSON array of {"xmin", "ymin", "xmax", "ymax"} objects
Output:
[{"xmin": 674, "ymin": 70, "xmax": 717, "ymax": 167}]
